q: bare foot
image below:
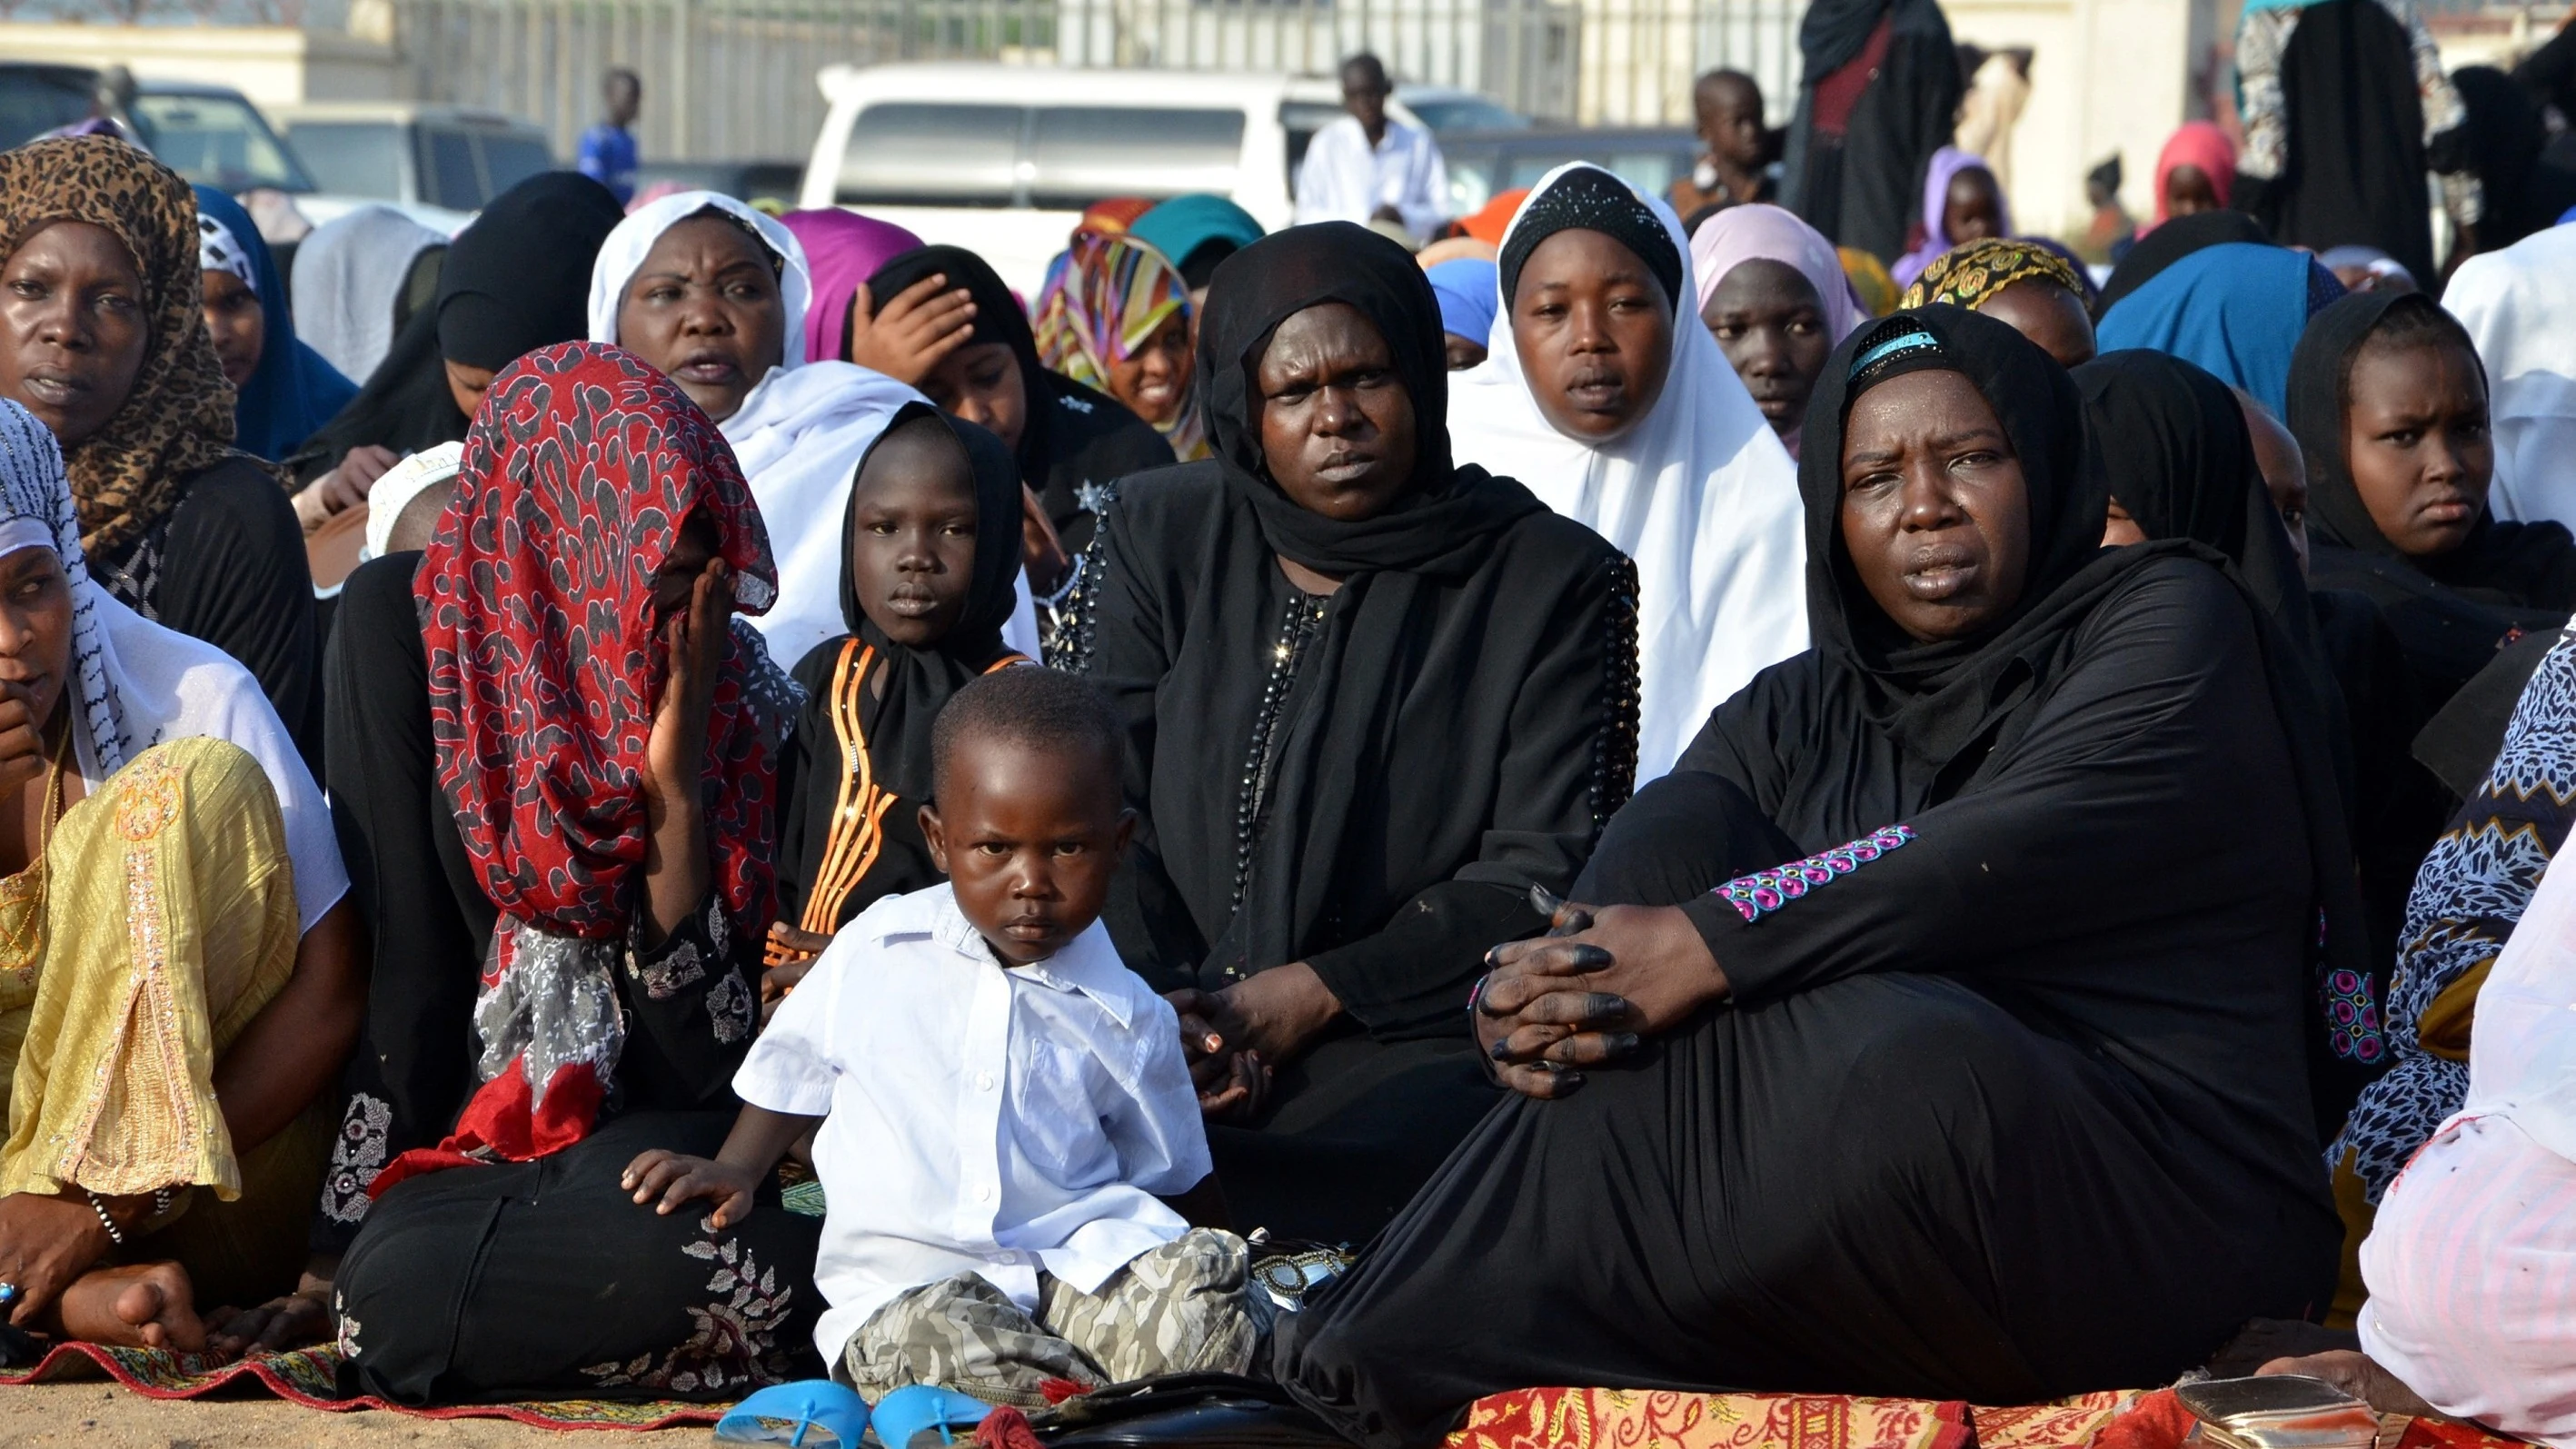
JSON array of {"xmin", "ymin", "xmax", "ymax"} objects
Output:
[
  {"xmin": 54, "ymin": 1261, "xmax": 205, "ymax": 1353},
  {"xmin": 2261, "ymin": 1350, "xmax": 2440, "ymax": 1418}
]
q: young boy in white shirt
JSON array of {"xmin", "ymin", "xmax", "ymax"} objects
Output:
[{"xmin": 621, "ymin": 668, "xmax": 1268, "ymax": 1405}]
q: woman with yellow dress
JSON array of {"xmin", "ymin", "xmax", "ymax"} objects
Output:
[{"xmin": 0, "ymin": 399, "xmax": 356, "ymax": 1355}]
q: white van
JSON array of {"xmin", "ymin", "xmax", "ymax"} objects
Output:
[{"xmin": 798, "ymin": 64, "xmax": 1416, "ymax": 296}]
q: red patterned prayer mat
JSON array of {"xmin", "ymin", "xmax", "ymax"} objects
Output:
[
  {"xmin": 1445, "ymin": 1387, "xmax": 1976, "ymax": 1449},
  {"xmin": 0, "ymin": 1341, "xmax": 721, "ymax": 1431}
]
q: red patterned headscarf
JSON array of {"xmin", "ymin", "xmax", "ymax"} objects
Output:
[{"xmin": 404, "ymin": 342, "xmax": 782, "ymax": 1171}]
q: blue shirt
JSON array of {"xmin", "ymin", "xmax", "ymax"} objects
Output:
[{"xmin": 577, "ymin": 123, "xmax": 638, "ymax": 203}]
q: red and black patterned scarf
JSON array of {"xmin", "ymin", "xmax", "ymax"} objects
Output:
[{"xmin": 396, "ymin": 342, "xmax": 781, "ymax": 1174}]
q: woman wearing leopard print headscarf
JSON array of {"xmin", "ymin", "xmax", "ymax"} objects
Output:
[{"xmin": 0, "ymin": 135, "xmax": 320, "ymax": 763}]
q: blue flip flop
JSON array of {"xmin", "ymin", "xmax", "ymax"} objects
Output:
[
  {"xmin": 870, "ymin": 1384, "xmax": 1000, "ymax": 1448},
  {"xmin": 712, "ymin": 1379, "xmax": 872, "ymax": 1447}
]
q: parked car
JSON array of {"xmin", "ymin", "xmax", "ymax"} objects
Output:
[
  {"xmin": 799, "ymin": 63, "xmax": 1426, "ymax": 295},
  {"xmin": 636, "ymin": 159, "xmax": 807, "ymax": 206},
  {"xmin": 1395, "ymin": 85, "xmax": 1528, "ymax": 134},
  {"xmin": 271, "ymin": 102, "xmax": 558, "ymax": 233},
  {"xmin": 0, "ymin": 64, "xmax": 104, "ymax": 149},
  {"xmin": 1438, "ymin": 124, "xmax": 1699, "ymax": 221},
  {"xmin": 0, "ymin": 65, "xmax": 314, "ymax": 196}
]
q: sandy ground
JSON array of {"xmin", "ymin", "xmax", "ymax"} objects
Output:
[{"xmin": 0, "ymin": 1382, "xmax": 700, "ymax": 1447}]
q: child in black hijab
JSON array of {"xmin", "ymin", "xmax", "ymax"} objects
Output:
[
  {"xmin": 768, "ymin": 404, "xmax": 1031, "ymax": 983},
  {"xmin": 2293, "ymin": 292, "xmax": 2576, "ymax": 708}
]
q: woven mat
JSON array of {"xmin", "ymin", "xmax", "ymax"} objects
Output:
[
  {"xmin": 0, "ymin": 1341, "xmax": 717, "ymax": 1431},
  {"xmin": 0, "ymin": 1351, "xmax": 2543, "ymax": 1446}
]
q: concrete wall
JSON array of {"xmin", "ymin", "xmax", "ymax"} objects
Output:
[{"xmin": 0, "ymin": 21, "xmax": 407, "ymax": 108}]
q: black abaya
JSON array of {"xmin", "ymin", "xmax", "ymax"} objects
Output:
[
  {"xmin": 316, "ymin": 557, "xmax": 818, "ymax": 1404},
  {"xmin": 2253, "ymin": 0, "xmax": 2446, "ymax": 286},
  {"xmin": 1276, "ymin": 309, "xmax": 2345, "ymax": 1444},
  {"xmin": 1777, "ymin": 0, "xmax": 1962, "ymax": 262},
  {"xmin": 1064, "ymin": 223, "xmax": 1639, "ymax": 1241}
]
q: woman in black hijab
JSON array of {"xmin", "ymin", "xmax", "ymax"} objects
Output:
[
  {"xmin": 1275, "ymin": 307, "xmax": 2348, "ymax": 1443},
  {"xmin": 864, "ymin": 245, "xmax": 1172, "ymax": 570},
  {"xmin": 2079, "ymin": 349, "xmax": 2417, "ymax": 1119},
  {"xmin": 2293, "ymin": 291, "xmax": 2576, "ymax": 710},
  {"xmin": 288, "ymin": 173, "xmax": 625, "ymax": 491},
  {"xmin": 771, "ymin": 403, "xmax": 1029, "ymax": 954},
  {"xmin": 1061, "ymin": 221, "xmax": 1639, "ymax": 1244}
]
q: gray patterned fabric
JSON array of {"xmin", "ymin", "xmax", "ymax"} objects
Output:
[
  {"xmin": 836, "ymin": 1228, "xmax": 1269, "ymax": 1408},
  {"xmin": 2333, "ymin": 618, "xmax": 2576, "ymax": 1198}
]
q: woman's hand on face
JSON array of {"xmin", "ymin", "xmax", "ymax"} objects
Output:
[
  {"xmin": 846, "ymin": 277, "xmax": 977, "ymax": 386},
  {"xmin": 0, "ymin": 1190, "xmax": 116, "ymax": 1326},
  {"xmin": 293, "ymin": 444, "xmax": 398, "ymax": 533},
  {"xmin": 1020, "ymin": 486, "xmax": 1071, "ymax": 599},
  {"xmin": 0, "ymin": 680, "xmax": 47, "ymax": 795},
  {"xmin": 643, "ymin": 560, "xmax": 732, "ymax": 818},
  {"xmin": 1475, "ymin": 904, "xmax": 1727, "ymax": 1098}
]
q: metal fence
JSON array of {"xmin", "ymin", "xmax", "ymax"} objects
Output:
[{"xmin": 387, "ymin": 0, "xmax": 1808, "ymax": 164}]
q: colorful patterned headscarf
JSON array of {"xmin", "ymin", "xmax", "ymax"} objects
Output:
[
  {"xmin": 0, "ymin": 136, "xmax": 244, "ymax": 559},
  {"xmin": 1032, "ymin": 229, "xmax": 1207, "ymax": 460},
  {"xmin": 1900, "ymin": 237, "xmax": 2092, "ymax": 312},
  {"xmin": 1838, "ymin": 246, "xmax": 1898, "ymax": 317},
  {"xmin": 414, "ymin": 342, "xmax": 786, "ymax": 1163}
]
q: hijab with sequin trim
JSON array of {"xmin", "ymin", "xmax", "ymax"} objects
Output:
[
  {"xmin": 411, "ymin": 342, "xmax": 790, "ymax": 1167},
  {"xmin": 0, "ymin": 136, "xmax": 248, "ymax": 559}
]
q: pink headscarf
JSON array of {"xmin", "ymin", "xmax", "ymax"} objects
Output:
[
  {"xmin": 777, "ymin": 209, "xmax": 925, "ymax": 364},
  {"xmin": 1688, "ymin": 203, "xmax": 1865, "ymax": 343},
  {"xmin": 2152, "ymin": 123, "xmax": 2238, "ymax": 228}
]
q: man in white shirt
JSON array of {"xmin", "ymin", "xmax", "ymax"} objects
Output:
[
  {"xmin": 1293, "ymin": 54, "xmax": 1450, "ymax": 242},
  {"xmin": 618, "ymin": 670, "xmax": 1268, "ymax": 1405}
]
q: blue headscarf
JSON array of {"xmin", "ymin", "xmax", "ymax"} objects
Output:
[
  {"xmin": 193, "ymin": 185, "xmax": 357, "ymax": 461},
  {"xmin": 1426, "ymin": 258, "xmax": 1500, "ymax": 343},
  {"xmin": 1129, "ymin": 194, "xmax": 1266, "ymax": 284},
  {"xmin": 2093, "ymin": 241, "xmax": 2342, "ymax": 416}
]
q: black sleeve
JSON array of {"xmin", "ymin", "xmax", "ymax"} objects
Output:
[
  {"xmin": 1677, "ymin": 561, "xmax": 2304, "ymax": 1006},
  {"xmin": 159, "ymin": 458, "xmax": 323, "ymax": 768},
  {"xmin": 1064, "ymin": 485, "xmax": 1211, "ymax": 988},
  {"xmin": 314, "ymin": 552, "xmax": 496, "ymax": 1245},
  {"xmin": 613, "ymin": 889, "xmax": 764, "ymax": 1112},
  {"xmin": 1304, "ymin": 552, "xmax": 1642, "ymax": 1041}
]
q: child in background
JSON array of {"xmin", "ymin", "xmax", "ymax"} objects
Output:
[{"xmin": 622, "ymin": 668, "xmax": 1269, "ymax": 1406}]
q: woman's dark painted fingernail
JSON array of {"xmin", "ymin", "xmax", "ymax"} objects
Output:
[
  {"xmin": 1611, "ymin": 1033, "xmax": 1643, "ymax": 1056},
  {"xmin": 1568, "ymin": 944, "xmax": 1612, "ymax": 967},
  {"xmin": 1490, "ymin": 1039, "xmax": 1513, "ymax": 1061}
]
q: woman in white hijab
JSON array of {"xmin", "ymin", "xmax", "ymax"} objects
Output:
[
  {"xmin": 0, "ymin": 399, "xmax": 356, "ymax": 1355},
  {"xmin": 587, "ymin": 191, "xmax": 1039, "ymax": 668},
  {"xmin": 1448, "ymin": 164, "xmax": 1808, "ymax": 779}
]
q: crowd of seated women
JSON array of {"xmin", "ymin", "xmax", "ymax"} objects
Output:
[{"xmin": 0, "ymin": 124, "xmax": 2570, "ymax": 1443}]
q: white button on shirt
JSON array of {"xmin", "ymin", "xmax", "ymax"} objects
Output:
[
  {"xmin": 1293, "ymin": 114, "xmax": 1450, "ymax": 242},
  {"xmin": 733, "ymin": 885, "xmax": 1211, "ymax": 1365}
]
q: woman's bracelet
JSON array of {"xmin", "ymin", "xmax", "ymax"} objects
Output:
[
  {"xmin": 85, "ymin": 1186, "xmax": 177, "ymax": 1247},
  {"xmin": 1036, "ymin": 552, "xmax": 1086, "ymax": 610}
]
